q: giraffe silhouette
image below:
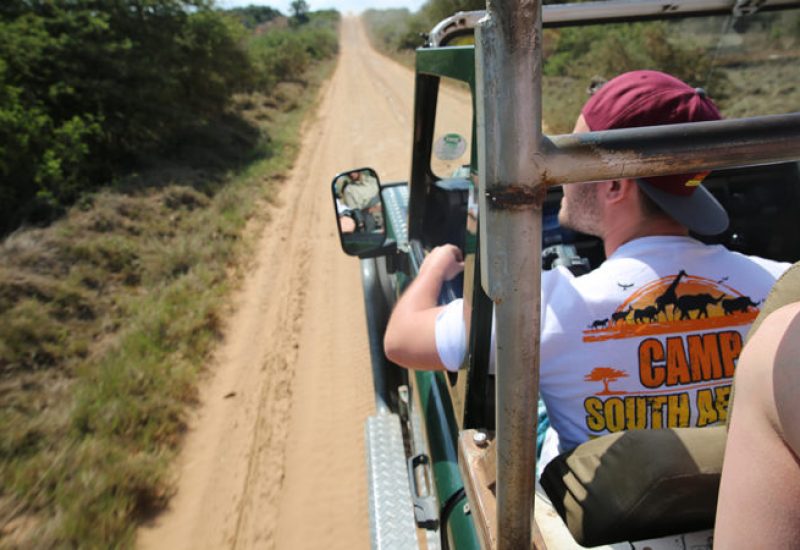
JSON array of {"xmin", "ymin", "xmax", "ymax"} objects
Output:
[{"xmin": 654, "ymin": 270, "xmax": 687, "ymax": 321}]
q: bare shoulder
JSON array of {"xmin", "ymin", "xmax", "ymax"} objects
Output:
[{"xmin": 746, "ymin": 301, "xmax": 800, "ymax": 355}]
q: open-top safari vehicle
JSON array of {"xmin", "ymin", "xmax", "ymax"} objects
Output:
[{"xmin": 331, "ymin": 1, "xmax": 800, "ymax": 548}]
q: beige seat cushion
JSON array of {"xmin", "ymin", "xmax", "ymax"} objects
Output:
[{"xmin": 540, "ymin": 426, "xmax": 726, "ymax": 547}]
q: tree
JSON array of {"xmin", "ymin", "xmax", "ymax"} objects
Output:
[
  {"xmin": 290, "ymin": 0, "xmax": 309, "ymax": 25},
  {"xmin": 584, "ymin": 367, "xmax": 629, "ymax": 395}
]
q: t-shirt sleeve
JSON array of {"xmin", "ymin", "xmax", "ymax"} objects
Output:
[
  {"xmin": 435, "ymin": 299, "xmax": 466, "ymax": 372},
  {"xmin": 540, "ymin": 266, "xmax": 575, "ymax": 337}
]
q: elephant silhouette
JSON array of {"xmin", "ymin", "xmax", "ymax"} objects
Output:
[
  {"xmin": 675, "ymin": 293, "xmax": 725, "ymax": 320},
  {"xmin": 722, "ymin": 296, "xmax": 760, "ymax": 315}
]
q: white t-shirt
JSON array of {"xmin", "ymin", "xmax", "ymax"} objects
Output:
[{"xmin": 435, "ymin": 236, "xmax": 790, "ymax": 454}]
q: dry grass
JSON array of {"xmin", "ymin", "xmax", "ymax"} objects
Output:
[{"xmin": 0, "ymin": 59, "xmax": 336, "ymax": 549}]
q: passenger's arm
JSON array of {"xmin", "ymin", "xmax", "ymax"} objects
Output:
[
  {"xmin": 714, "ymin": 302, "xmax": 800, "ymax": 548},
  {"xmin": 384, "ymin": 244, "xmax": 464, "ymax": 370}
]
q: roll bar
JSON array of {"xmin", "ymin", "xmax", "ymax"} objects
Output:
[
  {"xmin": 474, "ymin": 1, "xmax": 800, "ymax": 548},
  {"xmin": 429, "ymin": 0, "xmax": 800, "ymax": 46}
]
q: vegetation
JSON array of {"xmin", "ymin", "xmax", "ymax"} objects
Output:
[
  {"xmin": 0, "ymin": 1, "xmax": 248, "ymax": 234},
  {"xmin": 540, "ymin": 11, "xmax": 800, "ymax": 132},
  {"xmin": 540, "ymin": 20, "xmax": 722, "ymax": 132},
  {"xmin": 225, "ymin": 4, "xmax": 282, "ymax": 28},
  {"xmin": 247, "ymin": 9, "xmax": 339, "ymax": 94},
  {"xmin": 363, "ymin": 0, "xmax": 800, "ymax": 133},
  {"xmin": 291, "ymin": 0, "xmax": 310, "ymax": 25},
  {"xmin": 0, "ymin": 3, "xmax": 339, "ymax": 547},
  {"xmin": 362, "ymin": 8, "xmax": 423, "ymax": 60},
  {"xmin": 363, "ymin": 0, "xmax": 485, "ymax": 55},
  {"xmin": 0, "ymin": 1, "xmax": 339, "ymax": 235}
]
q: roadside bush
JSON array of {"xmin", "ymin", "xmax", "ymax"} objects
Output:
[
  {"xmin": 363, "ymin": 8, "xmax": 423, "ymax": 53},
  {"xmin": 544, "ymin": 22, "xmax": 713, "ymax": 86},
  {"xmin": 0, "ymin": 0, "xmax": 253, "ymax": 235},
  {"xmin": 247, "ymin": 12, "xmax": 339, "ymax": 93},
  {"xmin": 226, "ymin": 5, "xmax": 282, "ymax": 29}
]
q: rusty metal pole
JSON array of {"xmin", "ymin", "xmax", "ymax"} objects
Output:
[{"xmin": 475, "ymin": 0, "xmax": 543, "ymax": 548}]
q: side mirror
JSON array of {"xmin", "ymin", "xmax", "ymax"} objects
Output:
[{"xmin": 331, "ymin": 167, "xmax": 393, "ymax": 257}]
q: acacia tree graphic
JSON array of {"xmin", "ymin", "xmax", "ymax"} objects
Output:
[{"xmin": 585, "ymin": 367, "xmax": 629, "ymax": 395}]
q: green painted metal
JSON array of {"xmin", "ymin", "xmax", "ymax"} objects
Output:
[
  {"xmin": 416, "ymin": 46, "xmax": 480, "ymax": 172},
  {"xmin": 416, "ymin": 47, "xmax": 475, "ymax": 85},
  {"xmin": 414, "ymin": 370, "xmax": 481, "ymax": 550},
  {"xmin": 408, "ymin": 45, "xmax": 484, "ymax": 548}
]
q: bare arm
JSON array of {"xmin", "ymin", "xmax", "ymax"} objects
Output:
[
  {"xmin": 714, "ymin": 302, "xmax": 800, "ymax": 548},
  {"xmin": 338, "ymin": 214, "xmax": 356, "ymax": 233},
  {"xmin": 384, "ymin": 245, "xmax": 465, "ymax": 370}
]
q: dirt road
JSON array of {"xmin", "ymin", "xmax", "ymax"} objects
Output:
[{"xmin": 137, "ymin": 17, "xmax": 432, "ymax": 550}]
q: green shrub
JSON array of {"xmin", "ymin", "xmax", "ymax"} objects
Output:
[
  {"xmin": 246, "ymin": 15, "xmax": 339, "ymax": 93},
  {"xmin": 0, "ymin": 1, "xmax": 253, "ymax": 234}
]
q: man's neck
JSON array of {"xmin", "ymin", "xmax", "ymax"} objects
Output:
[{"xmin": 603, "ymin": 220, "xmax": 689, "ymax": 257}]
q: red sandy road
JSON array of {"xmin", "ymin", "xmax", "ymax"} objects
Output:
[{"xmin": 137, "ymin": 16, "xmax": 472, "ymax": 550}]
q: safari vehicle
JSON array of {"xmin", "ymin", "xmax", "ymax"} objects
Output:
[{"xmin": 331, "ymin": 1, "xmax": 800, "ymax": 548}]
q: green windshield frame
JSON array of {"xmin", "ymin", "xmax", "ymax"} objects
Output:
[{"xmin": 416, "ymin": 46, "xmax": 478, "ymax": 171}]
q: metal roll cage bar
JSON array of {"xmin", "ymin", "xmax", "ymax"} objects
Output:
[
  {"xmin": 468, "ymin": 1, "xmax": 800, "ymax": 547},
  {"xmin": 429, "ymin": 0, "xmax": 800, "ymax": 47}
]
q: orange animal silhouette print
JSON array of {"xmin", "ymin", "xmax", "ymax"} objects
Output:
[{"xmin": 583, "ymin": 271, "xmax": 762, "ymax": 343}]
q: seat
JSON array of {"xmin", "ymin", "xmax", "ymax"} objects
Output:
[{"xmin": 539, "ymin": 426, "xmax": 725, "ymax": 546}]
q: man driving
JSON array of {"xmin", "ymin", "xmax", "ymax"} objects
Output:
[
  {"xmin": 383, "ymin": 70, "xmax": 790, "ymax": 460},
  {"xmin": 336, "ymin": 169, "xmax": 382, "ymax": 233}
]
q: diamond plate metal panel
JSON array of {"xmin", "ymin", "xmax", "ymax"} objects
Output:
[
  {"xmin": 382, "ymin": 186, "xmax": 409, "ymax": 247},
  {"xmin": 366, "ymin": 413, "xmax": 419, "ymax": 550}
]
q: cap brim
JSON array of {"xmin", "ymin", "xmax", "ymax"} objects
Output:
[{"xmin": 637, "ymin": 179, "xmax": 729, "ymax": 236}]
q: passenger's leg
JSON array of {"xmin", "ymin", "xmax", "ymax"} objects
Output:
[{"xmin": 714, "ymin": 302, "xmax": 800, "ymax": 548}]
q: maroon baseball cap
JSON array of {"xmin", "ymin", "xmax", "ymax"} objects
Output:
[{"xmin": 582, "ymin": 70, "xmax": 729, "ymax": 236}]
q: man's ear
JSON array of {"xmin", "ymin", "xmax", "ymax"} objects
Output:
[{"xmin": 600, "ymin": 178, "xmax": 636, "ymax": 206}]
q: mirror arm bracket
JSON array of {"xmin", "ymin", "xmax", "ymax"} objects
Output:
[
  {"xmin": 357, "ymin": 239, "xmax": 399, "ymax": 260},
  {"xmin": 383, "ymin": 246, "xmax": 410, "ymax": 274}
]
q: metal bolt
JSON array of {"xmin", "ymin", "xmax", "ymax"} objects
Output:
[{"xmin": 473, "ymin": 431, "xmax": 488, "ymax": 448}]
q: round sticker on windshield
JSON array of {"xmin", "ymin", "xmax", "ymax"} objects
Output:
[{"xmin": 434, "ymin": 133, "xmax": 467, "ymax": 161}]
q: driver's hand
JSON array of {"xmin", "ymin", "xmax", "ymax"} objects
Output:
[
  {"xmin": 421, "ymin": 244, "xmax": 465, "ymax": 281},
  {"xmin": 339, "ymin": 215, "xmax": 356, "ymax": 233}
]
